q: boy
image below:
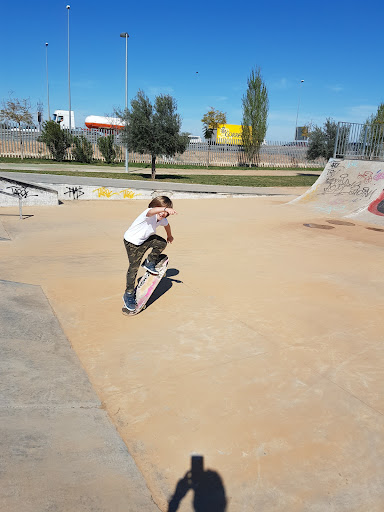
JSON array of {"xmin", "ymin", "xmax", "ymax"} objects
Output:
[{"xmin": 123, "ymin": 196, "xmax": 177, "ymax": 311}]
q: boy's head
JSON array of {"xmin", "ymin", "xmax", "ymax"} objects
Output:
[{"xmin": 148, "ymin": 196, "xmax": 173, "ymax": 210}]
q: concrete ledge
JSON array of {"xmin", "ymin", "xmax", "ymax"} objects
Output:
[
  {"xmin": 0, "ymin": 171, "xmax": 302, "ymax": 201},
  {"xmin": 0, "ymin": 280, "xmax": 158, "ymax": 511},
  {"xmin": 0, "ymin": 175, "xmax": 58, "ymax": 206}
]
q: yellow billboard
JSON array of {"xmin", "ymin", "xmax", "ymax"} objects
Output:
[{"xmin": 216, "ymin": 124, "xmax": 243, "ymax": 145}]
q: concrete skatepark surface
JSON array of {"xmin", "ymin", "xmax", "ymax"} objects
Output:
[
  {"xmin": 1, "ymin": 191, "xmax": 384, "ymax": 510},
  {"xmin": 0, "ymin": 279, "xmax": 158, "ymax": 511}
]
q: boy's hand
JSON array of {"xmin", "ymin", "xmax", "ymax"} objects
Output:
[
  {"xmin": 165, "ymin": 208, "xmax": 177, "ymax": 215},
  {"xmin": 167, "ymin": 236, "xmax": 174, "ymax": 244}
]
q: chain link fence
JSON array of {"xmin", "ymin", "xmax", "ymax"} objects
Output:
[{"xmin": 0, "ymin": 124, "xmax": 326, "ymax": 168}]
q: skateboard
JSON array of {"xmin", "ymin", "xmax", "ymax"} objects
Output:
[{"xmin": 122, "ymin": 255, "xmax": 169, "ymax": 316}]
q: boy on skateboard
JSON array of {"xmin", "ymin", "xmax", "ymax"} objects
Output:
[{"xmin": 123, "ymin": 196, "xmax": 177, "ymax": 311}]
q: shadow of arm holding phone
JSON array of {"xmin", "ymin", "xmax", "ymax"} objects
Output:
[{"xmin": 168, "ymin": 455, "xmax": 227, "ymax": 512}]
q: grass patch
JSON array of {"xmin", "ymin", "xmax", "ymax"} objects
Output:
[
  {"xmin": 0, "ymin": 156, "xmax": 323, "ymax": 172},
  {"xmin": 0, "ymin": 168, "xmax": 318, "ymax": 187}
]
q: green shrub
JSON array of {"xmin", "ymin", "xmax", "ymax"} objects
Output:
[
  {"xmin": 97, "ymin": 134, "xmax": 117, "ymax": 164},
  {"xmin": 40, "ymin": 120, "xmax": 72, "ymax": 161},
  {"xmin": 72, "ymin": 135, "xmax": 93, "ymax": 163}
]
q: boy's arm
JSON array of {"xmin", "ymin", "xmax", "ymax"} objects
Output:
[
  {"xmin": 146, "ymin": 207, "xmax": 177, "ymax": 217},
  {"xmin": 164, "ymin": 223, "xmax": 174, "ymax": 243}
]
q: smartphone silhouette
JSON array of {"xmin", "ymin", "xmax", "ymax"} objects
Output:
[{"xmin": 191, "ymin": 455, "xmax": 204, "ymax": 482}]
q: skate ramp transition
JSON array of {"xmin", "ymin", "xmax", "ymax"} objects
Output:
[{"xmin": 290, "ymin": 159, "xmax": 384, "ymax": 225}]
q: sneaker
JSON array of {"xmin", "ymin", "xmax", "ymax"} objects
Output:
[
  {"xmin": 123, "ymin": 292, "xmax": 136, "ymax": 311},
  {"xmin": 142, "ymin": 258, "xmax": 159, "ymax": 275}
]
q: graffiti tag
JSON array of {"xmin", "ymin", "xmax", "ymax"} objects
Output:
[
  {"xmin": 93, "ymin": 187, "xmax": 120, "ymax": 198},
  {"xmin": 373, "ymin": 170, "xmax": 384, "ymax": 181},
  {"xmin": 6, "ymin": 185, "xmax": 37, "ymax": 199},
  {"xmin": 92, "ymin": 187, "xmax": 139, "ymax": 199},
  {"xmin": 119, "ymin": 189, "xmax": 139, "ymax": 199},
  {"xmin": 64, "ymin": 186, "xmax": 84, "ymax": 199},
  {"xmin": 357, "ymin": 171, "xmax": 373, "ymax": 183},
  {"xmin": 323, "ymin": 173, "xmax": 376, "ymax": 200}
]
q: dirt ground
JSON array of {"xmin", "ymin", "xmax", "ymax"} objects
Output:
[{"xmin": 1, "ymin": 197, "xmax": 384, "ymax": 511}]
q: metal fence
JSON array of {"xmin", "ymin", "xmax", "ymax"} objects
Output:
[
  {"xmin": 334, "ymin": 121, "xmax": 384, "ymax": 161},
  {"xmin": 0, "ymin": 125, "xmax": 326, "ymax": 168}
]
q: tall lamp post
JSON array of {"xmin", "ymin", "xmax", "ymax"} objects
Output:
[
  {"xmin": 45, "ymin": 43, "xmax": 50, "ymax": 120},
  {"xmin": 120, "ymin": 32, "xmax": 129, "ymax": 172},
  {"xmin": 295, "ymin": 79, "xmax": 304, "ymax": 140},
  {"xmin": 66, "ymin": 5, "xmax": 72, "ymax": 132}
]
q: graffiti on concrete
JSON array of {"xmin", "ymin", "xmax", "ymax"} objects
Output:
[
  {"xmin": 368, "ymin": 190, "xmax": 384, "ymax": 216},
  {"xmin": 120, "ymin": 188, "xmax": 140, "ymax": 199},
  {"xmin": 64, "ymin": 186, "xmax": 84, "ymax": 199},
  {"xmin": 93, "ymin": 187, "xmax": 120, "ymax": 198},
  {"xmin": 6, "ymin": 185, "xmax": 38, "ymax": 199},
  {"xmin": 323, "ymin": 173, "xmax": 376, "ymax": 200},
  {"xmin": 373, "ymin": 170, "xmax": 384, "ymax": 181},
  {"xmin": 315, "ymin": 204, "xmax": 347, "ymax": 214},
  {"xmin": 357, "ymin": 171, "xmax": 373, "ymax": 183},
  {"xmin": 92, "ymin": 186, "xmax": 140, "ymax": 199}
]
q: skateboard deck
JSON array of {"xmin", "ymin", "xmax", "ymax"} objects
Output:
[{"xmin": 122, "ymin": 255, "xmax": 169, "ymax": 316}]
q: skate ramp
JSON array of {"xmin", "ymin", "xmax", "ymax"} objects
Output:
[{"xmin": 290, "ymin": 159, "xmax": 384, "ymax": 225}]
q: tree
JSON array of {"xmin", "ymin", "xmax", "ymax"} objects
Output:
[
  {"xmin": 201, "ymin": 107, "xmax": 227, "ymax": 166},
  {"xmin": 201, "ymin": 107, "xmax": 227, "ymax": 140},
  {"xmin": 366, "ymin": 103, "xmax": 384, "ymax": 125},
  {"xmin": 72, "ymin": 135, "xmax": 93, "ymax": 163},
  {"xmin": 118, "ymin": 90, "xmax": 189, "ymax": 179},
  {"xmin": 97, "ymin": 134, "xmax": 117, "ymax": 164},
  {"xmin": 362, "ymin": 103, "xmax": 384, "ymax": 159},
  {"xmin": 0, "ymin": 97, "xmax": 34, "ymax": 160},
  {"xmin": 40, "ymin": 120, "xmax": 72, "ymax": 161},
  {"xmin": 241, "ymin": 67, "xmax": 269, "ymax": 166},
  {"xmin": 307, "ymin": 118, "xmax": 339, "ymax": 161}
]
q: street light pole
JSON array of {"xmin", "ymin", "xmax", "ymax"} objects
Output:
[
  {"xmin": 66, "ymin": 5, "xmax": 71, "ymax": 132},
  {"xmin": 120, "ymin": 32, "xmax": 129, "ymax": 172},
  {"xmin": 45, "ymin": 43, "xmax": 50, "ymax": 120},
  {"xmin": 295, "ymin": 79, "xmax": 304, "ymax": 140}
]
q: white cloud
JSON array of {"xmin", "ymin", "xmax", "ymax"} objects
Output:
[
  {"xmin": 147, "ymin": 86, "xmax": 175, "ymax": 96},
  {"xmin": 327, "ymin": 84, "xmax": 343, "ymax": 93},
  {"xmin": 271, "ymin": 78, "xmax": 289, "ymax": 90},
  {"xmin": 345, "ymin": 104, "xmax": 377, "ymax": 121}
]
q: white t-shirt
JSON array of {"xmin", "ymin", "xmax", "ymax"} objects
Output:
[{"xmin": 124, "ymin": 208, "xmax": 169, "ymax": 245}]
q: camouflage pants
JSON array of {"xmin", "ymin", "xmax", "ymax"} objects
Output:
[{"xmin": 124, "ymin": 235, "xmax": 167, "ymax": 294}]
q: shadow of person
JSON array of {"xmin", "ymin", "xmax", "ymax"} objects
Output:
[
  {"xmin": 168, "ymin": 456, "xmax": 227, "ymax": 512},
  {"xmin": 145, "ymin": 268, "xmax": 183, "ymax": 309}
]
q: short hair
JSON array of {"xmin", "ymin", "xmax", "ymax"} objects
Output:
[{"xmin": 148, "ymin": 196, "xmax": 173, "ymax": 209}]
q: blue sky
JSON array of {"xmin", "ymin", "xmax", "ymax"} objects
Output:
[{"xmin": 1, "ymin": 0, "xmax": 383, "ymax": 140}]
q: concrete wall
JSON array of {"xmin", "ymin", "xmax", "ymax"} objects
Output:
[
  {"xmin": 0, "ymin": 176, "xmax": 58, "ymax": 206},
  {"xmin": 34, "ymin": 182, "xmax": 240, "ymax": 201}
]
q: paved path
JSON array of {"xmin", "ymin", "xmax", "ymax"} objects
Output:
[
  {"xmin": 0, "ymin": 279, "xmax": 159, "ymax": 512},
  {"xmin": 0, "ymin": 170, "xmax": 311, "ymax": 198},
  {"xmin": 0, "ymin": 161, "xmax": 322, "ymax": 176}
]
